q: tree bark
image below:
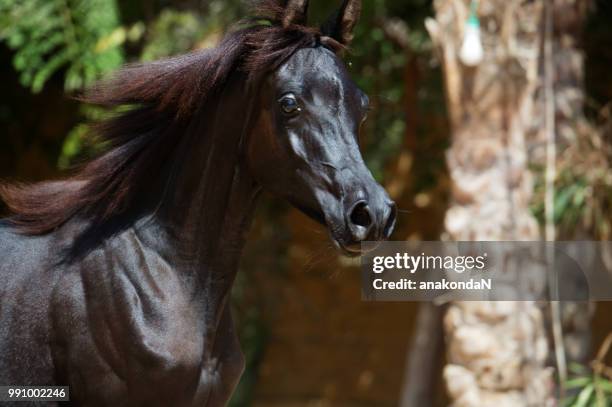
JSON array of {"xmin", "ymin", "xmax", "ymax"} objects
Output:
[{"xmin": 426, "ymin": 0, "xmax": 555, "ymax": 405}]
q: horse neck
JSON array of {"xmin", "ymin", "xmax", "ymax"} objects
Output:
[{"xmin": 152, "ymin": 75, "xmax": 261, "ymax": 290}]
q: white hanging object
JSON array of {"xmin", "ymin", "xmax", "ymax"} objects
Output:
[{"xmin": 459, "ymin": 13, "xmax": 484, "ymax": 66}]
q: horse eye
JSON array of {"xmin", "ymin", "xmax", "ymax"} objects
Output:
[{"xmin": 279, "ymin": 94, "xmax": 300, "ymax": 115}]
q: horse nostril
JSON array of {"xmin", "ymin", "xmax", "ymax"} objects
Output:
[
  {"xmin": 347, "ymin": 200, "xmax": 373, "ymax": 241},
  {"xmin": 383, "ymin": 202, "xmax": 397, "ymax": 239},
  {"xmin": 350, "ymin": 202, "xmax": 372, "ymax": 228}
]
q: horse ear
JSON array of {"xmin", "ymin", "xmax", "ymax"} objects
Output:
[
  {"xmin": 320, "ymin": 0, "xmax": 362, "ymax": 45},
  {"xmin": 282, "ymin": 0, "xmax": 309, "ymax": 27}
]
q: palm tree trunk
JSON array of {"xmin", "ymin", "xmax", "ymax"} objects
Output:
[{"xmin": 426, "ymin": 0, "xmax": 555, "ymax": 405}]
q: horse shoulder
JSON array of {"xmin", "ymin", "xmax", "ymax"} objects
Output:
[{"xmin": 51, "ymin": 227, "xmax": 206, "ymax": 405}]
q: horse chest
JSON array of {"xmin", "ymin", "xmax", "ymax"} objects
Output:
[{"xmin": 51, "ymin": 240, "xmax": 235, "ymax": 406}]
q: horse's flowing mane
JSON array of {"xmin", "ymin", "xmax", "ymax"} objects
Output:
[{"xmin": 1, "ymin": 1, "xmax": 341, "ymax": 236}]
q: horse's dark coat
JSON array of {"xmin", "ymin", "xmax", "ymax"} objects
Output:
[{"xmin": 0, "ymin": 1, "xmax": 395, "ymax": 405}]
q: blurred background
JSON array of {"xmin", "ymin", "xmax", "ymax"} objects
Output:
[{"xmin": 1, "ymin": 0, "xmax": 612, "ymax": 405}]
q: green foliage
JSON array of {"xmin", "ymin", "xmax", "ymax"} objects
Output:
[
  {"xmin": 325, "ymin": 0, "xmax": 443, "ymax": 185},
  {"xmin": 57, "ymin": 104, "xmax": 107, "ymax": 169},
  {"xmin": 564, "ymin": 363, "xmax": 612, "ymax": 407},
  {"xmin": 140, "ymin": 1, "xmax": 246, "ymax": 62},
  {"xmin": 0, "ymin": 0, "xmax": 124, "ymax": 93},
  {"xmin": 346, "ymin": 1, "xmax": 416, "ymax": 180},
  {"xmin": 531, "ymin": 119, "xmax": 612, "ymax": 239},
  {"xmin": 140, "ymin": 10, "xmax": 207, "ymax": 62}
]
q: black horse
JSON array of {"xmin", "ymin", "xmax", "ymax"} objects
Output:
[{"xmin": 0, "ymin": 0, "xmax": 396, "ymax": 405}]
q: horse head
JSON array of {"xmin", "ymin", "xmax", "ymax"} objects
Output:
[{"xmin": 245, "ymin": 0, "xmax": 397, "ymax": 255}]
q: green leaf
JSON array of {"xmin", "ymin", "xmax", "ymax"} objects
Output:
[
  {"xmin": 0, "ymin": 0, "xmax": 124, "ymax": 92},
  {"xmin": 575, "ymin": 384, "xmax": 595, "ymax": 407},
  {"xmin": 570, "ymin": 363, "xmax": 590, "ymax": 375},
  {"xmin": 31, "ymin": 48, "xmax": 71, "ymax": 93},
  {"xmin": 596, "ymin": 378, "xmax": 612, "ymax": 394},
  {"xmin": 567, "ymin": 377, "xmax": 594, "ymax": 389},
  {"xmin": 58, "ymin": 123, "xmax": 88, "ymax": 169}
]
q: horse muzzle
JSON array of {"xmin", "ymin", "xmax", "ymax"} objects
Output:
[{"xmin": 334, "ymin": 192, "xmax": 397, "ymax": 256}]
